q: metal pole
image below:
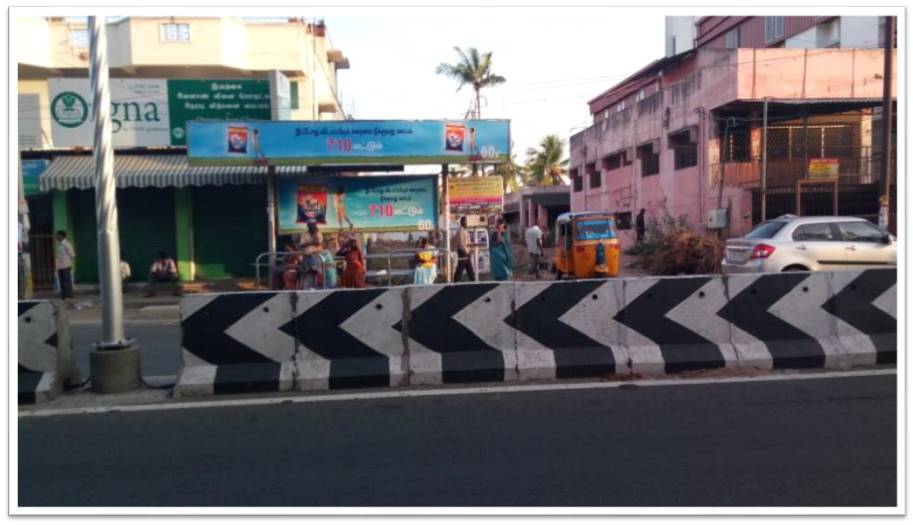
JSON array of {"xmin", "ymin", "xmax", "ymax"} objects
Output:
[
  {"xmin": 761, "ymin": 98, "xmax": 769, "ymax": 222},
  {"xmin": 267, "ymin": 166, "xmax": 277, "ymax": 275},
  {"xmin": 443, "ymin": 164, "xmax": 452, "ymax": 283},
  {"xmin": 90, "ymin": 16, "xmax": 125, "ymax": 346},
  {"xmin": 18, "ymin": 158, "xmax": 33, "ymax": 299},
  {"xmin": 880, "ymin": 15, "xmax": 894, "ymax": 233}
]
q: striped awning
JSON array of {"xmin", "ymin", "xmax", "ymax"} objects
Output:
[{"xmin": 39, "ymin": 154, "xmax": 309, "ymax": 191}]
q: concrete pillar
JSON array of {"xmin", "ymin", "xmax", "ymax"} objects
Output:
[{"xmin": 175, "ymin": 187, "xmax": 194, "ymax": 282}]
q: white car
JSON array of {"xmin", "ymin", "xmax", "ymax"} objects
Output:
[{"xmin": 722, "ymin": 215, "xmax": 896, "ymax": 274}]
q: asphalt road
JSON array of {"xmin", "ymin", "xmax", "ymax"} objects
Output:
[
  {"xmin": 18, "ymin": 373, "xmax": 896, "ymax": 507},
  {"xmin": 70, "ymin": 321, "xmax": 181, "ymax": 379}
]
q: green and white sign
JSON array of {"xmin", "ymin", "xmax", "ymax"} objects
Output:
[
  {"xmin": 167, "ymin": 79, "xmax": 271, "ymax": 145},
  {"xmin": 49, "ymin": 78, "xmax": 170, "ymax": 148}
]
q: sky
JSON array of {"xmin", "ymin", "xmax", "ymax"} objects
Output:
[{"xmin": 322, "ymin": 10, "xmax": 665, "ymax": 168}]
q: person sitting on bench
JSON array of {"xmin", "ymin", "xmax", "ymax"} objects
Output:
[{"xmin": 145, "ymin": 251, "xmax": 179, "ymax": 297}]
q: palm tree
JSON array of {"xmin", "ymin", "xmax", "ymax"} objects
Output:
[
  {"xmin": 435, "ymin": 47, "xmax": 506, "ymax": 119},
  {"xmin": 525, "ymin": 135, "xmax": 569, "ymax": 187},
  {"xmin": 485, "ymin": 153, "xmax": 525, "ymax": 193}
]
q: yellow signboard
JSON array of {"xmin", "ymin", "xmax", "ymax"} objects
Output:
[
  {"xmin": 808, "ymin": 158, "xmax": 839, "ymax": 180},
  {"xmin": 448, "ymin": 176, "xmax": 504, "ymax": 214}
]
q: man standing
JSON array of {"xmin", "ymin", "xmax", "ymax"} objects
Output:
[
  {"xmin": 524, "ymin": 223, "xmax": 544, "ymax": 279},
  {"xmin": 636, "ymin": 208, "xmax": 646, "ymax": 243},
  {"xmin": 453, "ymin": 216, "xmax": 475, "ymax": 282},
  {"xmin": 55, "ymin": 230, "xmax": 75, "ymax": 300},
  {"xmin": 146, "ymin": 252, "xmax": 179, "ymax": 297}
]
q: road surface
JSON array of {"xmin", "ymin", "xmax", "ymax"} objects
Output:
[{"xmin": 18, "ymin": 372, "xmax": 896, "ymax": 507}]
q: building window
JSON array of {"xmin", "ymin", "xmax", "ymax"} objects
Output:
[
  {"xmin": 587, "ymin": 163, "xmax": 601, "ymax": 189},
  {"xmin": 602, "ymin": 153, "xmax": 623, "ymax": 171},
  {"xmin": 616, "ymin": 100, "xmax": 626, "ymax": 113},
  {"xmin": 615, "ymin": 211, "xmax": 633, "ymax": 230},
  {"xmin": 725, "ymin": 27, "xmax": 740, "ymax": 49},
  {"xmin": 669, "ymin": 130, "xmax": 698, "ymax": 169},
  {"xmin": 290, "ymin": 81, "xmax": 300, "ymax": 110},
  {"xmin": 764, "ymin": 16, "xmax": 784, "ymax": 43},
  {"xmin": 160, "ymin": 23, "xmax": 191, "ymax": 42},
  {"xmin": 636, "ymin": 89, "xmax": 645, "ymax": 102},
  {"xmin": 70, "ymin": 29, "xmax": 88, "ymax": 48},
  {"xmin": 637, "ymin": 143, "xmax": 660, "ymax": 176},
  {"xmin": 571, "ymin": 169, "xmax": 582, "ymax": 192}
]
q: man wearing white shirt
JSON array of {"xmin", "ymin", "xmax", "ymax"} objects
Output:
[
  {"xmin": 55, "ymin": 230, "xmax": 75, "ymax": 300},
  {"xmin": 524, "ymin": 223, "xmax": 544, "ymax": 279}
]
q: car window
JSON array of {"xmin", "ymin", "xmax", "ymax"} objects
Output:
[
  {"xmin": 792, "ymin": 223, "xmax": 836, "ymax": 241},
  {"xmin": 836, "ymin": 221, "xmax": 885, "ymax": 243},
  {"xmin": 745, "ymin": 221, "xmax": 787, "ymax": 239}
]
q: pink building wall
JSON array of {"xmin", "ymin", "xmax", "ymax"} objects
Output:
[{"xmin": 570, "ymin": 48, "xmax": 893, "ymax": 251}]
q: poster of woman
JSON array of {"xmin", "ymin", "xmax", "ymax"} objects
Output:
[{"xmin": 296, "ymin": 185, "xmax": 328, "ymax": 224}]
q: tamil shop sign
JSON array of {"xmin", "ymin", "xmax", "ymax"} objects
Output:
[
  {"xmin": 21, "ymin": 159, "xmax": 49, "ymax": 196},
  {"xmin": 276, "ymin": 175, "xmax": 438, "ymax": 234},
  {"xmin": 47, "ymin": 78, "xmax": 273, "ymax": 148},
  {"xmin": 167, "ymin": 79, "xmax": 271, "ymax": 145},
  {"xmin": 186, "ymin": 120, "xmax": 511, "ymax": 166}
]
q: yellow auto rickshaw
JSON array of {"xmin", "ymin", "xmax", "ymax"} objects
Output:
[{"xmin": 551, "ymin": 212, "xmax": 621, "ymax": 279}]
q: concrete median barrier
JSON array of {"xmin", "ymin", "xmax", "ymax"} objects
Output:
[
  {"xmin": 18, "ymin": 300, "xmax": 78, "ymax": 404},
  {"xmin": 175, "ymin": 269, "xmax": 897, "ymax": 396}
]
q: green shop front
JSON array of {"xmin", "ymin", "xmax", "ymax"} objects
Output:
[{"xmin": 37, "ymin": 151, "xmax": 306, "ymax": 286}]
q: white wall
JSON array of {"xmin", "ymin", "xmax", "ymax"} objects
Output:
[
  {"xmin": 665, "ymin": 16, "xmax": 697, "ymax": 57},
  {"xmin": 840, "ymin": 16, "xmax": 881, "ymax": 48}
]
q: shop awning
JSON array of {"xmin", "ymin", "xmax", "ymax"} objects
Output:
[{"xmin": 39, "ymin": 154, "xmax": 309, "ymax": 191}]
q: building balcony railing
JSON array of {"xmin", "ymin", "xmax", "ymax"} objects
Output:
[{"xmin": 709, "ymin": 155, "xmax": 891, "ymax": 189}]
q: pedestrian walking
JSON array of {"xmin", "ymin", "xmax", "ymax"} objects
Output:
[
  {"xmin": 55, "ymin": 230, "xmax": 75, "ymax": 300},
  {"xmin": 524, "ymin": 223, "xmax": 544, "ymax": 279},
  {"xmin": 298, "ymin": 221, "xmax": 324, "ymax": 289},
  {"xmin": 489, "ymin": 218, "xmax": 513, "ymax": 281},
  {"xmin": 453, "ymin": 216, "xmax": 476, "ymax": 282},
  {"xmin": 636, "ymin": 208, "xmax": 646, "ymax": 243}
]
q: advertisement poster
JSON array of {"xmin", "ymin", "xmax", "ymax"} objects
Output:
[
  {"xmin": 167, "ymin": 79, "xmax": 271, "ymax": 145},
  {"xmin": 276, "ymin": 175, "xmax": 438, "ymax": 234},
  {"xmin": 49, "ymin": 78, "xmax": 170, "ymax": 148},
  {"xmin": 187, "ymin": 120, "xmax": 510, "ymax": 166},
  {"xmin": 448, "ymin": 176, "xmax": 504, "ymax": 214},
  {"xmin": 21, "ymin": 159, "xmax": 49, "ymax": 196},
  {"xmin": 808, "ymin": 158, "xmax": 840, "ymax": 180}
]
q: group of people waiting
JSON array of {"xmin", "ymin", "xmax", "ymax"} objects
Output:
[{"xmin": 273, "ymin": 221, "xmax": 366, "ymax": 291}]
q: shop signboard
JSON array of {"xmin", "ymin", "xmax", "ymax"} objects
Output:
[
  {"xmin": 49, "ymin": 78, "xmax": 170, "ymax": 147},
  {"xmin": 808, "ymin": 158, "xmax": 840, "ymax": 180},
  {"xmin": 21, "ymin": 159, "xmax": 49, "ymax": 196},
  {"xmin": 187, "ymin": 119, "xmax": 511, "ymax": 166},
  {"xmin": 276, "ymin": 175, "xmax": 438, "ymax": 234},
  {"xmin": 167, "ymin": 79, "xmax": 271, "ymax": 145},
  {"xmin": 447, "ymin": 176, "xmax": 504, "ymax": 215}
]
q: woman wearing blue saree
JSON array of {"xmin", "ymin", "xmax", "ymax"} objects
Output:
[{"xmin": 489, "ymin": 218, "xmax": 513, "ymax": 281}]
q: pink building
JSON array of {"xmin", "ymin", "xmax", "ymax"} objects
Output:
[{"xmin": 569, "ymin": 47, "xmax": 896, "ymax": 249}]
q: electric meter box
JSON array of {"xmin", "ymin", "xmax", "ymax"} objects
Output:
[{"xmin": 707, "ymin": 208, "xmax": 728, "ymax": 229}]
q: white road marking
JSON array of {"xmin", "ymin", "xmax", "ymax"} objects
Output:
[{"xmin": 18, "ymin": 368, "xmax": 896, "ymax": 419}]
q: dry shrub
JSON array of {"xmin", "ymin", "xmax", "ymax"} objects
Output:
[{"xmin": 629, "ymin": 215, "xmax": 723, "ymax": 275}]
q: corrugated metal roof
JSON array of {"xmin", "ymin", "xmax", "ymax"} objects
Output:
[{"xmin": 39, "ymin": 154, "xmax": 309, "ymax": 191}]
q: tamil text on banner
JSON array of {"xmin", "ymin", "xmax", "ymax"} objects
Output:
[
  {"xmin": 187, "ymin": 120, "xmax": 510, "ymax": 166},
  {"xmin": 167, "ymin": 79, "xmax": 271, "ymax": 145},
  {"xmin": 808, "ymin": 158, "xmax": 840, "ymax": 180},
  {"xmin": 448, "ymin": 176, "xmax": 504, "ymax": 215},
  {"xmin": 276, "ymin": 176, "xmax": 438, "ymax": 234}
]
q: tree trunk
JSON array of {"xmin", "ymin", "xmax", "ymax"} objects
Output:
[{"xmin": 472, "ymin": 87, "xmax": 480, "ymax": 176}]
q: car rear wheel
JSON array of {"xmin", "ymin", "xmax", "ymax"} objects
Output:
[{"xmin": 782, "ymin": 265, "xmax": 809, "ymax": 272}]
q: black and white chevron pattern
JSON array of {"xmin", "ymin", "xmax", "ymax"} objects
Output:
[
  {"xmin": 18, "ymin": 301, "xmax": 62, "ymax": 404},
  {"xmin": 177, "ymin": 269, "xmax": 897, "ymax": 395}
]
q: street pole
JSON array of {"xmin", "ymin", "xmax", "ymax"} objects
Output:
[
  {"xmin": 443, "ymin": 164, "xmax": 452, "ymax": 283},
  {"xmin": 761, "ymin": 98, "xmax": 769, "ymax": 222},
  {"xmin": 88, "ymin": 16, "xmax": 140, "ymax": 393},
  {"xmin": 880, "ymin": 15, "xmax": 894, "ymax": 234},
  {"xmin": 267, "ymin": 166, "xmax": 277, "ymax": 278}
]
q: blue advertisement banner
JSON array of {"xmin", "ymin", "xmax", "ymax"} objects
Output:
[
  {"xmin": 21, "ymin": 159, "xmax": 49, "ymax": 196},
  {"xmin": 187, "ymin": 120, "xmax": 510, "ymax": 166},
  {"xmin": 276, "ymin": 175, "xmax": 438, "ymax": 234}
]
